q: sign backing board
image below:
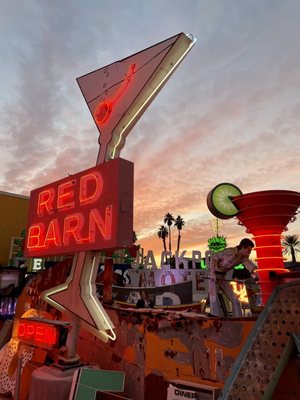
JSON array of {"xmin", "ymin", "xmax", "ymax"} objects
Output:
[
  {"xmin": 13, "ymin": 318, "xmax": 60, "ymax": 350},
  {"xmin": 24, "ymin": 158, "xmax": 133, "ymax": 258},
  {"xmin": 69, "ymin": 368, "xmax": 125, "ymax": 400}
]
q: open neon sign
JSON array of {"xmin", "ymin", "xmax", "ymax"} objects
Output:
[
  {"xmin": 16, "ymin": 319, "xmax": 60, "ymax": 350},
  {"xmin": 24, "ymin": 158, "xmax": 133, "ymax": 258}
]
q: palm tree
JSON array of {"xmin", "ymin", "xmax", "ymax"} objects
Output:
[
  {"xmin": 157, "ymin": 225, "xmax": 168, "ymax": 251},
  {"xmin": 164, "ymin": 213, "xmax": 175, "ymax": 252},
  {"xmin": 174, "ymin": 215, "xmax": 185, "ymax": 253},
  {"xmin": 133, "ymin": 231, "xmax": 137, "ymax": 244},
  {"xmin": 282, "ymin": 234, "xmax": 300, "ymax": 264}
]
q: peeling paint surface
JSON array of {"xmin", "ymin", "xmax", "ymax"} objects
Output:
[{"xmin": 77, "ymin": 308, "xmax": 255, "ymax": 399}]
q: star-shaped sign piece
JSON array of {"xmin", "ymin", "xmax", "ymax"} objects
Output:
[
  {"xmin": 77, "ymin": 32, "xmax": 196, "ymax": 164},
  {"xmin": 42, "ymin": 251, "xmax": 116, "ymax": 342}
]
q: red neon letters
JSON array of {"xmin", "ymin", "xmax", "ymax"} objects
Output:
[
  {"xmin": 17, "ymin": 319, "xmax": 59, "ymax": 349},
  {"xmin": 25, "ymin": 158, "xmax": 134, "ymax": 257}
]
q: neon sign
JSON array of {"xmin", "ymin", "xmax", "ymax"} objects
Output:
[
  {"xmin": 94, "ymin": 64, "xmax": 136, "ymax": 125},
  {"xmin": 15, "ymin": 318, "xmax": 60, "ymax": 350},
  {"xmin": 24, "ymin": 158, "xmax": 133, "ymax": 258},
  {"xmin": 77, "ymin": 33, "xmax": 196, "ymax": 164}
]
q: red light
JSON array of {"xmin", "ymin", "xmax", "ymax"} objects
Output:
[
  {"xmin": 255, "ymin": 256, "xmax": 287, "ymax": 260},
  {"xmin": 57, "ymin": 180, "xmax": 75, "ymax": 211},
  {"xmin": 94, "ymin": 101, "xmax": 111, "ymax": 125},
  {"xmin": 79, "ymin": 172, "xmax": 103, "ymax": 205},
  {"xmin": 63, "ymin": 213, "xmax": 85, "ymax": 245},
  {"xmin": 17, "ymin": 319, "xmax": 59, "ymax": 349},
  {"xmin": 256, "ymin": 268, "xmax": 290, "ymax": 273},
  {"xmin": 89, "ymin": 207, "xmax": 112, "ymax": 242},
  {"xmin": 25, "ymin": 159, "xmax": 133, "ymax": 257},
  {"xmin": 254, "ymin": 245, "xmax": 284, "ymax": 249},
  {"xmin": 37, "ymin": 189, "xmax": 55, "ymax": 217},
  {"xmin": 26, "ymin": 209, "xmax": 112, "ymax": 250},
  {"xmin": 94, "ymin": 64, "xmax": 136, "ymax": 125},
  {"xmin": 231, "ymin": 189, "xmax": 300, "ymax": 304},
  {"xmin": 252, "ymin": 234, "xmax": 283, "ymax": 239},
  {"xmin": 44, "ymin": 219, "xmax": 62, "ymax": 248},
  {"xmin": 27, "ymin": 224, "xmax": 44, "ymax": 249}
]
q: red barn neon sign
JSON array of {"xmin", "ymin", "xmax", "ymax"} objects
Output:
[{"xmin": 24, "ymin": 158, "xmax": 133, "ymax": 258}]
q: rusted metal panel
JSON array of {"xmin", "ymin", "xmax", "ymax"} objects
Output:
[
  {"xmin": 219, "ymin": 281, "xmax": 300, "ymax": 399},
  {"xmin": 77, "ymin": 309, "xmax": 255, "ymax": 399}
]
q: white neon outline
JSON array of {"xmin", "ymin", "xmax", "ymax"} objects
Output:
[
  {"xmin": 41, "ymin": 256, "xmax": 76, "ymax": 312},
  {"xmin": 81, "ymin": 253, "xmax": 116, "ymax": 341},
  {"xmin": 42, "ymin": 252, "xmax": 116, "ymax": 342},
  {"xmin": 110, "ymin": 38, "xmax": 196, "ymax": 159}
]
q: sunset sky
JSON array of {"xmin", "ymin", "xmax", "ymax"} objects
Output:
[{"xmin": 1, "ymin": 0, "xmax": 300, "ymax": 261}]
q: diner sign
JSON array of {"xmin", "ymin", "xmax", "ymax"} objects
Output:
[{"xmin": 24, "ymin": 158, "xmax": 133, "ymax": 258}]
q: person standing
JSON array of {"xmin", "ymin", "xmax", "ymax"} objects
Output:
[
  {"xmin": 136, "ymin": 291, "xmax": 154, "ymax": 308},
  {"xmin": 209, "ymin": 238, "xmax": 257, "ymax": 317}
]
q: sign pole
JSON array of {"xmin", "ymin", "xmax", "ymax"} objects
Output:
[
  {"xmin": 65, "ymin": 315, "xmax": 81, "ymax": 362},
  {"xmin": 102, "ymin": 250, "xmax": 114, "ymax": 304},
  {"xmin": 63, "ymin": 146, "xmax": 111, "ymax": 362},
  {"xmin": 63, "ymin": 255, "xmax": 85, "ymax": 364}
]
